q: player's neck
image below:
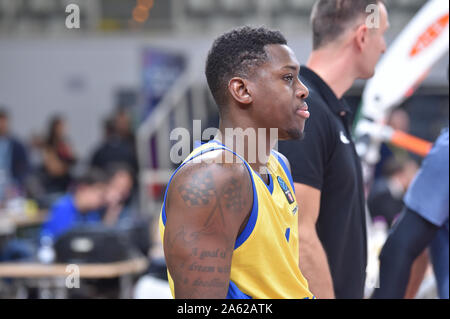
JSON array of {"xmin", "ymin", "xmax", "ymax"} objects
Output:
[
  {"xmin": 306, "ymin": 47, "xmax": 357, "ymax": 99},
  {"xmin": 216, "ymin": 119, "xmax": 276, "ymax": 176}
]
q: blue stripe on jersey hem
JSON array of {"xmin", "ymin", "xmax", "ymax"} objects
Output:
[
  {"xmin": 226, "ymin": 281, "xmax": 252, "ymax": 299},
  {"xmin": 272, "ymin": 151, "xmax": 295, "ymax": 194},
  {"xmin": 285, "ymin": 228, "xmax": 290, "ymax": 242}
]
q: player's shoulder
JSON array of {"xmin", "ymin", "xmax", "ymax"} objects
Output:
[
  {"xmin": 271, "ymin": 149, "xmax": 291, "ymax": 174},
  {"xmin": 166, "ymin": 149, "xmax": 253, "ymax": 221},
  {"xmin": 169, "ymin": 149, "xmax": 252, "ymax": 196},
  {"xmin": 180, "ymin": 148, "xmax": 248, "ymax": 174}
]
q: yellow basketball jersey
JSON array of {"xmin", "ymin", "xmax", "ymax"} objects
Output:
[{"xmin": 159, "ymin": 140, "xmax": 314, "ymax": 299}]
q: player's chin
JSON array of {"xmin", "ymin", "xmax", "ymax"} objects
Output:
[{"xmin": 280, "ymin": 127, "xmax": 304, "ymax": 141}]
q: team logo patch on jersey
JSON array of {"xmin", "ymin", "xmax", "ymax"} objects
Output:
[{"xmin": 277, "ymin": 176, "xmax": 295, "ymax": 204}]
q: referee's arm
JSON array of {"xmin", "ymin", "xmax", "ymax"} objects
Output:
[{"xmin": 294, "ymin": 183, "xmax": 335, "ymax": 299}]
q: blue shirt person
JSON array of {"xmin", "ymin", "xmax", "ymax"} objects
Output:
[
  {"xmin": 373, "ymin": 129, "xmax": 449, "ymax": 299},
  {"xmin": 403, "ymin": 129, "xmax": 449, "ymax": 299},
  {"xmin": 40, "ymin": 170, "xmax": 107, "ymax": 241},
  {"xmin": 41, "ymin": 194, "xmax": 103, "ymax": 240}
]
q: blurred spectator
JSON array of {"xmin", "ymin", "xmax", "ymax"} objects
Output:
[
  {"xmin": 102, "ymin": 163, "xmax": 136, "ymax": 226},
  {"xmin": 368, "ymin": 156, "xmax": 418, "ymax": 227},
  {"xmin": 389, "ymin": 107, "xmax": 410, "ymax": 132},
  {"xmin": 25, "ymin": 116, "xmax": 77, "ymax": 208},
  {"xmin": 0, "ymin": 107, "xmax": 30, "ymax": 204},
  {"xmin": 101, "ymin": 163, "xmax": 150, "ymax": 257},
  {"xmin": 27, "ymin": 133, "xmax": 45, "ymax": 171},
  {"xmin": 40, "ymin": 169, "xmax": 107, "ymax": 241},
  {"xmin": 40, "ymin": 115, "xmax": 77, "ymax": 194},
  {"xmin": 374, "ymin": 108, "xmax": 412, "ymax": 179},
  {"xmin": 90, "ymin": 117, "xmax": 138, "ymax": 177},
  {"xmin": 114, "ymin": 106, "xmax": 136, "ymax": 153}
]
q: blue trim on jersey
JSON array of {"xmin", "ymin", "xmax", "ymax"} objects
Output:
[
  {"xmin": 162, "ymin": 141, "xmax": 258, "ymax": 251},
  {"xmin": 285, "ymin": 228, "xmax": 291, "ymax": 242},
  {"xmin": 193, "ymin": 140, "xmax": 202, "ymax": 149},
  {"xmin": 226, "ymin": 280, "xmax": 252, "ymax": 299},
  {"xmin": 207, "ymin": 140, "xmax": 259, "ymax": 249},
  {"xmin": 234, "ymin": 169, "xmax": 258, "ymax": 249},
  {"xmin": 272, "ymin": 151, "xmax": 295, "ymax": 194}
]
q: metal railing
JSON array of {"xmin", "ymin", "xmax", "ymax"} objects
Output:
[{"xmin": 136, "ymin": 63, "xmax": 211, "ymax": 217}]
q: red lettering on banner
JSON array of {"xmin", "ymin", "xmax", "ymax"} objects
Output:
[{"xmin": 410, "ymin": 13, "xmax": 449, "ymax": 57}]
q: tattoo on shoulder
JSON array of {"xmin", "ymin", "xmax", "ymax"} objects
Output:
[
  {"xmin": 178, "ymin": 171, "xmax": 216, "ymax": 207},
  {"xmin": 222, "ymin": 177, "xmax": 245, "ymax": 213},
  {"xmin": 176, "ymin": 164, "xmax": 250, "ymax": 221}
]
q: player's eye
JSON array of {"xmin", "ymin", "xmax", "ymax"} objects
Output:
[{"xmin": 283, "ymin": 74, "xmax": 294, "ymax": 82}]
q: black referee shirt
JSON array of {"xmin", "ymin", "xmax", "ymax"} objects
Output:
[{"xmin": 278, "ymin": 66, "xmax": 367, "ymax": 299}]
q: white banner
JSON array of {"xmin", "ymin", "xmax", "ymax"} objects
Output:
[{"xmin": 361, "ymin": 0, "xmax": 449, "ymax": 123}]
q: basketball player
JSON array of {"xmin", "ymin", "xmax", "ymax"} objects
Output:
[{"xmin": 159, "ymin": 26, "xmax": 313, "ymax": 298}]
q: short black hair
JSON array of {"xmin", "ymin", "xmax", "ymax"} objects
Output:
[
  {"xmin": 106, "ymin": 162, "xmax": 135, "ymax": 180},
  {"xmin": 205, "ymin": 26, "xmax": 287, "ymax": 113},
  {"xmin": 74, "ymin": 169, "xmax": 107, "ymax": 188},
  {"xmin": 311, "ymin": 0, "xmax": 385, "ymax": 50}
]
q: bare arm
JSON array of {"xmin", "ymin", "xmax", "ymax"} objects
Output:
[
  {"xmin": 102, "ymin": 203, "xmax": 123, "ymax": 226},
  {"xmin": 404, "ymin": 249, "xmax": 429, "ymax": 299},
  {"xmin": 295, "ymin": 182, "xmax": 335, "ymax": 299},
  {"xmin": 163, "ymin": 155, "xmax": 252, "ymax": 299}
]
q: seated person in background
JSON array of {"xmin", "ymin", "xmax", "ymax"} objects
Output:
[
  {"xmin": 102, "ymin": 163, "xmax": 151, "ymax": 257},
  {"xmin": 40, "ymin": 169, "xmax": 107, "ymax": 241},
  {"xmin": 40, "ymin": 115, "xmax": 77, "ymax": 199},
  {"xmin": 374, "ymin": 108, "xmax": 412, "ymax": 179},
  {"xmin": 113, "ymin": 106, "xmax": 136, "ymax": 154},
  {"xmin": 102, "ymin": 163, "xmax": 136, "ymax": 226},
  {"xmin": 368, "ymin": 156, "xmax": 418, "ymax": 227},
  {"xmin": 0, "ymin": 107, "xmax": 30, "ymax": 203},
  {"xmin": 90, "ymin": 117, "xmax": 138, "ymax": 178}
]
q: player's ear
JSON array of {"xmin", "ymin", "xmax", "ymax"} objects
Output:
[
  {"xmin": 228, "ymin": 77, "xmax": 252, "ymax": 105},
  {"xmin": 355, "ymin": 23, "xmax": 369, "ymax": 52}
]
